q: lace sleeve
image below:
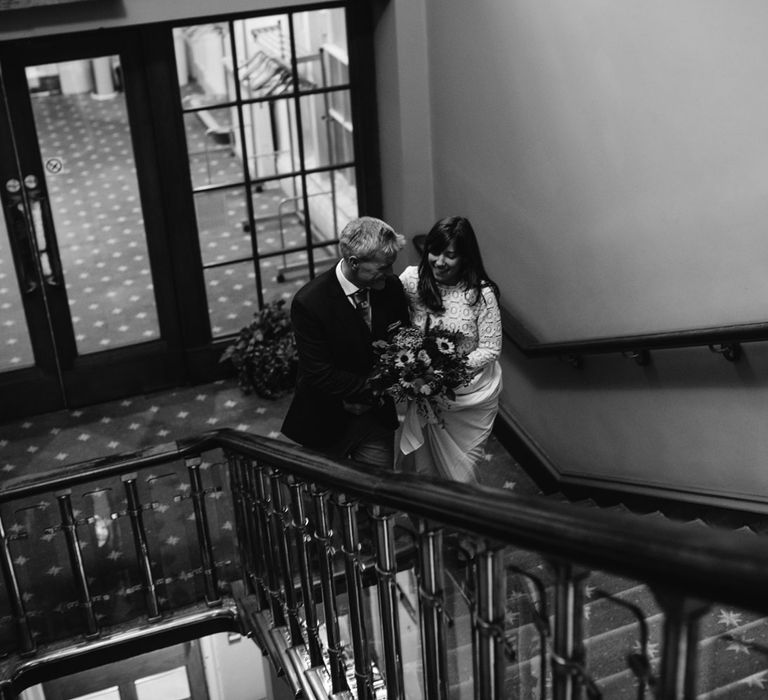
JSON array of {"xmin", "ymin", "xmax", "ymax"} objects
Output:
[{"xmin": 465, "ymin": 286, "xmax": 502, "ymax": 370}]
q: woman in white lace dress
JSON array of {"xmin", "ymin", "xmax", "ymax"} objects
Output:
[{"xmin": 398, "ymin": 216, "xmax": 502, "ymax": 483}]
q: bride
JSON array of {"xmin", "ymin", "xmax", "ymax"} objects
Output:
[{"xmin": 398, "ymin": 216, "xmax": 502, "ymax": 483}]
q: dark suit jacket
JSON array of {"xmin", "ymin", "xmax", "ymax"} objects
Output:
[{"xmin": 281, "ymin": 266, "xmax": 410, "ymax": 448}]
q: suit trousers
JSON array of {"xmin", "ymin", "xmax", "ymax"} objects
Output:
[{"xmin": 321, "ymin": 410, "xmax": 396, "ymax": 470}]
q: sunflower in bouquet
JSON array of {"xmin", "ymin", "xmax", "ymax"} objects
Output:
[{"xmin": 370, "ymin": 324, "xmax": 474, "ymax": 424}]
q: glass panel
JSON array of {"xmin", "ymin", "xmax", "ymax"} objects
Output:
[
  {"xmin": 262, "ymin": 244, "xmax": 337, "ymax": 297},
  {"xmin": 70, "ymin": 688, "xmax": 121, "ymax": 700},
  {"xmin": 694, "ymin": 601, "xmax": 768, "ymax": 698},
  {"xmin": 134, "ymin": 666, "xmax": 190, "ymax": 700},
  {"xmin": 27, "ymin": 57, "xmax": 161, "ymax": 355},
  {"xmin": 176, "ymin": 24, "xmax": 236, "ymax": 104},
  {"xmin": 579, "ymin": 568, "xmax": 662, "ymax": 698},
  {"xmin": 242, "ymin": 96, "xmax": 299, "ymax": 180},
  {"xmin": 252, "ymin": 175, "xmax": 305, "ymax": 254},
  {"xmin": 184, "ymin": 111, "xmax": 244, "ymax": 189},
  {"xmin": 0, "ymin": 203, "xmax": 35, "ymax": 371},
  {"xmin": 73, "ymin": 481, "xmax": 144, "ymax": 628},
  {"xmin": 194, "ymin": 187, "xmax": 249, "ymax": 266},
  {"xmin": 234, "ymin": 15, "xmax": 294, "ymax": 99},
  {"xmin": 306, "ymin": 168, "xmax": 357, "ymax": 245},
  {"xmin": 205, "ymin": 260, "xmax": 258, "ymax": 337},
  {"xmin": 299, "ymin": 90, "xmax": 353, "ymax": 170},
  {"xmin": 294, "ymin": 8, "xmax": 349, "ymax": 90}
]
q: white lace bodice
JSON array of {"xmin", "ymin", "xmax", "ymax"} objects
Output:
[{"xmin": 399, "ymin": 266, "xmax": 502, "ymax": 370}]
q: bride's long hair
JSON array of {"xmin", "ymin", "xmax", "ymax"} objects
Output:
[{"xmin": 417, "ymin": 216, "xmax": 499, "ymax": 313}]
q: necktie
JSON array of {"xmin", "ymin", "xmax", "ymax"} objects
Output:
[{"xmin": 352, "ymin": 289, "xmax": 372, "ymax": 329}]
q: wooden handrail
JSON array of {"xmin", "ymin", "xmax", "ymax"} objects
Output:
[{"xmin": 6, "ymin": 428, "xmax": 768, "ymax": 614}]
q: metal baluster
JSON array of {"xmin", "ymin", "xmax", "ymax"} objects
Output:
[
  {"xmin": 338, "ymin": 494, "xmax": 373, "ymax": 700},
  {"xmin": 551, "ymin": 562, "xmax": 588, "ymax": 700},
  {"xmin": 371, "ymin": 505, "xmax": 404, "ymax": 699},
  {"xmin": 122, "ymin": 474, "xmax": 161, "ymax": 622},
  {"xmin": 0, "ymin": 512, "xmax": 35, "ymax": 655},
  {"xmin": 416, "ymin": 520, "xmax": 448, "ymax": 699},
  {"xmin": 253, "ymin": 462, "xmax": 286, "ymax": 626},
  {"xmin": 475, "ymin": 545, "xmax": 506, "ymax": 700},
  {"xmin": 56, "ymin": 490, "xmax": 99, "ymax": 639},
  {"xmin": 653, "ymin": 590, "xmax": 709, "ymax": 699},
  {"xmin": 228, "ymin": 454, "xmax": 258, "ymax": 598},
  {"xmin": 288, "ymin": 475, "xmax": 324, "ymax": 667},
  {"xmin": 312, "ymin": 484, "xmax": 348, "ymax": 694},
  {"xmin": 185, "ymin": 457, "xmax": 221, "ymax": 606},
  {"xmin": 269, "ymin": 470, "xmax": 305, "ymax": 647},
  {"xmin": 243, "ymin": 458, "xmax": 270, "ymax": 611}
]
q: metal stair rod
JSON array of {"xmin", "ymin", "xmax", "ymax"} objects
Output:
[
  {"xmin": 370, "ymin": 505, "xmax": 405, "ymax": 699},
  {"xmin": 185, "ymin": 457, "xmax": 221, "ymax": 606},
  {"xmin": 474, "ymin": 545, "xmax": 507, "ymax": 700},
  {"xmin": 122, "ymin": 474, "xmax": 161, "ymax": 622},
  {"xmin": 311, "ymin": 484, "xmax": 348, "ymax": 695},
  {"xmin": 653, "ymin": 590, "xmax": 709, "ymax": 700},
  {"xmin": 269, "ymin": 470, "xmax": 306, "ymax": 646},
  {"xmin": 243, "ymin": 459, "xmax": 272, "ymax": 612},
  {"xmin": 0, "ymin": 512, "xmax": 35, "ymax": 656},
  {"xmin": 224, "ymin": 451, "xmax": 257, "ymax": 594},
  {"xmin": 287, "ymin": 476, "xmax": 325, "ymax": 667},
  {"xmin": 551, "ymin": 562, "xmax": 588, "ymax": 700},
  {"xmin": 253, "ymin": 462, "xmax": 286, "ymax": 626},
  {"xmin": 416, "ymin": 521, "xmax": 449, "ymax": 699},
  {"xmin": 56, "ymin": 490, "xmax": 99, "ymax": 639},
  {"xmin": 338, "ymin": 494, "xmax": 375, "ymax": 700},
  {"xmin": 227, "ymin": 454, "xmax": 255, "ymax": 596}
]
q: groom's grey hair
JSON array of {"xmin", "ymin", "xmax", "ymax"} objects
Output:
[{"xmin": 339, "ymin": 216, "xmax": 406, "ymax": 261}]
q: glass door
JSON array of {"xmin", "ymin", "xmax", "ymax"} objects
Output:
[{"xmin": 0, "ymin": 32, "xmax": 185, "ymax": 421}]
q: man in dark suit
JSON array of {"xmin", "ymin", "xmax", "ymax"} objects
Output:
[{"xmin": 281, "ymin": 216, "xmax": 410, "ymax": 468}]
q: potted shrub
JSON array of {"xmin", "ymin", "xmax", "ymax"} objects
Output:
[{"xmin": 220, "ymin": 299, "xmax": 298, "ymax": 399}]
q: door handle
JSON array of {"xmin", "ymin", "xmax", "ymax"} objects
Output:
[
  {"xmin": 3, "ymin": 180, "xmax": 39, "ymax": 294},
  {"xmin": 23, "ymin": 174, "xmax": 64, "ymax": 288}
]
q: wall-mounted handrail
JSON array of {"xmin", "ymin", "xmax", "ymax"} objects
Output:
[{"xmin": 412, "ymin": 233, "xmax": 766, "ymax": 363}]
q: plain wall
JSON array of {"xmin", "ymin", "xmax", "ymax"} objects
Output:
[{"xmin": 376, "ymin": 0, "xmax": 768, "ymax": 508}]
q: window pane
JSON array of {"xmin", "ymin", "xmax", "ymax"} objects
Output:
[
  {"xmin": 134, "ymin": 666, "xmax": 190, "ymax": 700},
  {"xmin": 70, "ymin": 688, "xmax": 120, "ymax": 700},
  {"xmin": 294, "ymin": 8, "xmax": 349, "ymax": 90},
  {"xmin": 241, "ymin": 96, "xmax": 299, "ymax": 180},
  {"xmin": 306, "ymin": 167, "xmax": 358, "ymax": 245},
  {"xmin": 194, "ymin": 187, "xmax": 248, "ymax": 265},
  {"xmin": 234, "ymin": 15, "xmax": 296, "ymax": 99},
  {"xmin": 205, "ymin": 260, "xmax": 257, "ymax": 337},
  {"xmin": 28, "ymin": 57, "xmax": 161, "ymax": 355},
  {"xmin": 300, "ymin": 90, "xmax": 352, "ymax": 169},
  {"xmin": 0, "ymin": 203, "xmax": 35, "ymax": 371},
  {"xmin": 184, "ymin": 111, "xmax": 244, "ymax": 189},
  {"xmin": 176, "ymin": 24, "xmax": 236, "ymax": 103},
  {"xmin": 261, "ymin": 245, "xmax": 337, "ymax": 298}
]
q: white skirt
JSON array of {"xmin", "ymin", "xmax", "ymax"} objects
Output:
[{"xmin": 398, "ymin": 361, "xmax": 502, "ymax": 483}]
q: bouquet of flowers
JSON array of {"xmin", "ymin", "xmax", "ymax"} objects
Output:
[{"xmin": 370, "ymin": 324, "xmax": 473, "ymax": 425}]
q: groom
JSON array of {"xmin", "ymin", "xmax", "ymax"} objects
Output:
[{"xmin": 281, "ymin": 216, "xmax": 410, "ymax": 469}]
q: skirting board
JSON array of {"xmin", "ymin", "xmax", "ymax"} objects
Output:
[{"xmin": 493, "ymin": 404, "xmax": 768, "ymax": 518}]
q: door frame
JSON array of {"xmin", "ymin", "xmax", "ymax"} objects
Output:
[{"xmin": 0, "ymin": 28, "xmax": 189, "ymax": 419}]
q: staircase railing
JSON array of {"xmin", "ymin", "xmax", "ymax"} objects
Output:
[{"xmin": 1, "ymin": 429, "xmax": 767, "ymax": 699}]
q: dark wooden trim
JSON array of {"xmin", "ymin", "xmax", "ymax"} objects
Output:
[
  {"xmin": 492, "ymin": 405, "xmax": 768, "ymax": 530},
  {"xmin": 346, "ymin": 0, "xmax": 383, "ymax": 217}
]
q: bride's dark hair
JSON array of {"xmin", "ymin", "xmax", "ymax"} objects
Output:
[{"xmin": 417, "ymin": 216, "xmax": 499, "ymax": 313}]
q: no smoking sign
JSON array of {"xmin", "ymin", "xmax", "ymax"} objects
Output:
[{"xmin": 45, "ymin": 157, "xmax": 65, "ymax": 174}]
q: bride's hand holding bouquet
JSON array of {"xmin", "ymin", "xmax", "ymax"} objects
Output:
[{"xmin": 369, "ymin": 324, "xmax": 473, "ymax": 427}]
